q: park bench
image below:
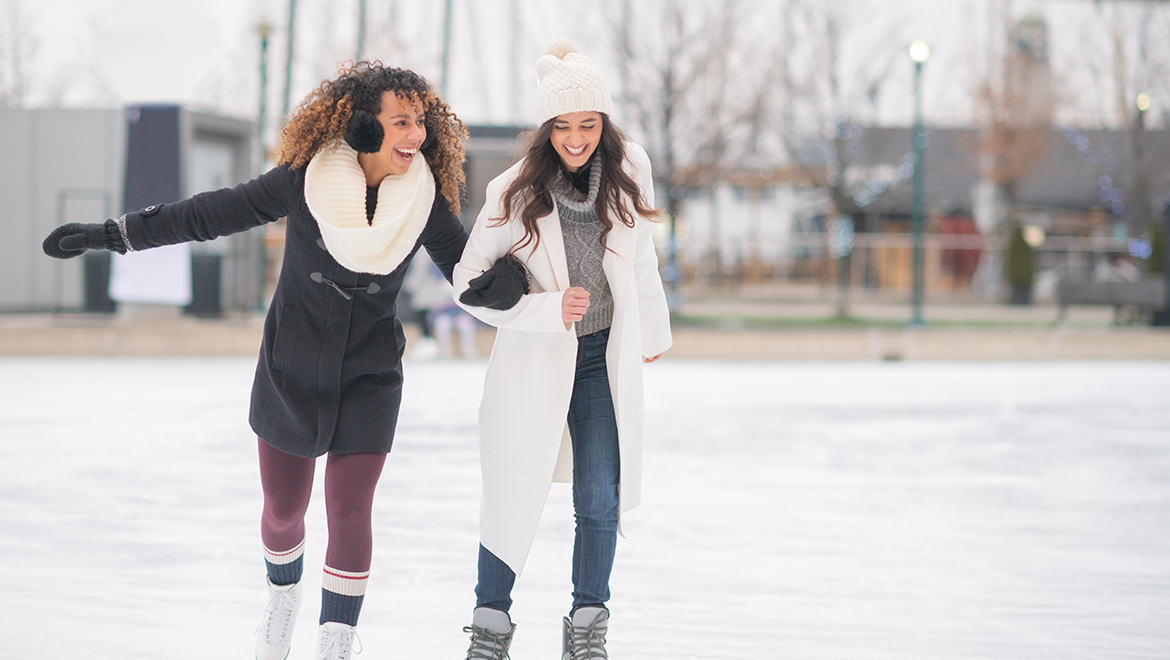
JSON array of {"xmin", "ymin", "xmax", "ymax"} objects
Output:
[{"xmin": 1056, "ymin": 278, "xmax": 1166, "ymax": 323}]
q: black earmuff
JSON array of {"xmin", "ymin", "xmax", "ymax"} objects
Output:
[{"xmin": 345, "ymin": 109, "xmax": 384, "ymax": 153}]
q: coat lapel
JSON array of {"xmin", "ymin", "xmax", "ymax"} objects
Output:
[
  {"xmin": 536, "ymin": 203, "xmax": 571, "ymax": 291},
  {"xmin": 604, "ymin": 218, "xmax": 634, "ymax": 264},
  {"xmin": 602, "ymin": 218, "xmax": 635, "ymax": 300}
]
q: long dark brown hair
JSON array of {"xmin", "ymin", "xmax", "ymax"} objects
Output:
[{"xmin": 492, "ymin": 114, "xmax": 659, "ymax": 255}]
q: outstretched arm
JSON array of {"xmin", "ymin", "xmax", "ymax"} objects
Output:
[{"xmin": 43, "ymin": 165, "xmax": 296, "ymax": 259}]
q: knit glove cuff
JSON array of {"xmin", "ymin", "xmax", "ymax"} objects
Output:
[
  {"xmin": 459, "ymin": 254, "xmax": 530, "ymax": 310},
  {"xmin": 42, "ymin": 219, "xmax": 127, "ymax": 259}
]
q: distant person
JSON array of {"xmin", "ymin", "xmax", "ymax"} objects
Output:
[
  {"xmin": 41, "ymin": 63, "xmax": 469, "ymax": 660},
  {"xmin": 433, "ymin": 292, "xmax": 480, "ymax": 359},
  {"xmin": 453, "ymin": 39, "xmax": 671, "ymax": 660},
  {"xmin": 404, "ymin": 255, "xmax": 479, "ymax": 359}
]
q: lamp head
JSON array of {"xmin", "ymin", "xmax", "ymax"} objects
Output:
[
  {"xmin": 909, "ymin": 40, "xmax": 931, "ymax": 64},
  {"xmin": 1137, "ymin": 92, "xmax": 1151, "ymax": 112}
]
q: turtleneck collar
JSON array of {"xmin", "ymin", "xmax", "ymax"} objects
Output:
[{"xmin": 552, "ymin": 154, "xmax": 602, "ymax": 213}]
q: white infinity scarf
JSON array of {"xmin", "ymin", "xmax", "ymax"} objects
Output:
[{"xmin": 303, "ymin": 141, "xmax": 435, "ymax": 275}]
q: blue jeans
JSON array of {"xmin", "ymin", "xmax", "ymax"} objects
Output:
[{"xmin": 476, "ymin": 327, "xmax": 621, "ymax": 613}]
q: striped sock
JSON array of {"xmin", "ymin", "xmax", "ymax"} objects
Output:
[
  {"xmin": 263, "ymin": 539, "xmax": 305, "ymax": 586},
  {"xmin": 320, "ymin": 565, "xmax": 369, "ymax": 626}
]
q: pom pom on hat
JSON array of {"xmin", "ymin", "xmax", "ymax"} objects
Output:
[
  {"xmin": 543, "ymin": 37, "xmax": 578, "ymax": 59},
  {"xmin": 535, "ymin": 38, "xmax": 611, "ymax": 125}
]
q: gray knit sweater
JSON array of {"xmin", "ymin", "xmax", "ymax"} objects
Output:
[{"xmin": 552, "ymin": 163, "xmax": 613, "ymax": 336}]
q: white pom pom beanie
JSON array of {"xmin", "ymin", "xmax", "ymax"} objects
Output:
[{"xmin": 534, "ymin": 38, "xmax": 612, "ymax": 125}]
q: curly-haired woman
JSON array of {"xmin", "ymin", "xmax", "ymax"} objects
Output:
[
  {"xmin": 42, "ymin": 63, "xmax": 469, "ymax": 660},
  {"xmin": 453, "ymin": 40, "xmax": 671, "ymax": 660}
]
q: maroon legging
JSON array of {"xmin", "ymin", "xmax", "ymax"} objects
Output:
[{"xmin": 258, "ymin": 438, "xmax": 387, "ymax": 573}]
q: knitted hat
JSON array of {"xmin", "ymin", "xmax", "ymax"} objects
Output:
[{"xmin": 535, "ymin": 38, "xmax": 612, "ymax": 125}]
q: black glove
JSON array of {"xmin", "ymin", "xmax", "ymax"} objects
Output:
[
  {"xmin": 459, "ymin": 254, "xmax": 530, "ymax": 310},
  {"xmin": 42, "ymin": 220, "xmax": 126, "ymax": 259}
]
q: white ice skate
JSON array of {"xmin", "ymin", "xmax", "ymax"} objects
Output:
[
  {"xmin": 255, "ymin": 579, "xmax": 301, "ymax": 660},
  {"xmin": 317, "ymin": 621, "xmax": 362, "ymax": 660}
]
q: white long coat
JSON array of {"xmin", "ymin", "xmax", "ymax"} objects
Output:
[{"xmin": 453, "ymin": 142, "xmax": 672, "ymax": 575}]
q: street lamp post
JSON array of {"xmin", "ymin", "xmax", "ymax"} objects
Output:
[
  {"xmin": 257, "ymin": 22, "xmax": 272, "ymax": 174},
  {"xmin": 356, "ymin": 0, "xmax": 367, "ymax": 61},
  {"xmin": 1160, "ymin": 202, "xmax": 1170, "ymax": 326},
  {"xmin": 441, "ymin": 0, "xmax": 454, "ymax": 97},
  {"xmin": 664, "ymin": 186, "xmax": 684, "ymax": 312},
  {"xmin": 1132, "ymin": 90, "xmax": 1170, "ymax": 327},
  {"xmin": 909, "ymin": 40, "xmax": 930, "ymax": 326},
  {"xmin": 281, "ymin": 0, "xmax": 298, "ymax": 122},
  {"xmin": 256, "ymin": 22, "xmax": 273, "ymax": 312}
]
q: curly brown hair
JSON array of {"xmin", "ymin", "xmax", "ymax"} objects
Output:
[{"xmin": 276, "ymin": 61, "xmax": 468, "ymax": 214}]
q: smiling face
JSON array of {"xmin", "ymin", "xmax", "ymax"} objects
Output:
[
  {"xmin": 549, "ymin": 111, "xmax": 602, "ymax": 172},
  {"xmin": 371, "ymin": 91, "xmax": 427, "ymax": 177}
]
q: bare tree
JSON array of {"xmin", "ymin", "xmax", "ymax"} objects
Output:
[
  {"xmin": 606, "ymin": 0, "xmax": 778, "ymax": 297},
  {"xmin": 778, "ymin": 0, "xmax": 905, "ymax": 233},
  {"xmin": 1056, "ymin": 1, "xmax": 1170, "ymax": 239},
  {"xmin": 977, "ymin": 11, "xmax": 1054, "ymax": 229},
  {"xmin": 0, "ymin": 0, "xmax": 37, "ymax": 108},
  {"xmin": 768, "ymin": 0, "xmax": 906, "ymax": 315},
  {"xmin": 1109, "ymin": 2, "xmax": 1170, "ymax": 235}
]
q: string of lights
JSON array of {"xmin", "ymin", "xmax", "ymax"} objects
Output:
[{"xmin": 815, "ymin": 124, "xmax": 920, "ymax": 211}]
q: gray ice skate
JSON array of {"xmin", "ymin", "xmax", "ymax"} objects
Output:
[
  {"xmin": 463, "ymin": 607, "xmax": 516, "ymax": 660},
  {"xmin": 562, "ymin": 606, "xmax": 609, "ymax": 660}
]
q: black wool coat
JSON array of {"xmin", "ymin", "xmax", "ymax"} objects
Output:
[{"xmin": 120, "ymin": 163, "xmax": 468, "ymax": 457}]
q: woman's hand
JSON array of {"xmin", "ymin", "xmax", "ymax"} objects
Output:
[
  {"xmin": 562, "ymin": 287, "xmax": 591, "ymax": 323},
  {"xmin": 460, "ymin": 254, "xmax": 529, "ymax": 310},
  {"xmin": 43, "ymin": 220, "xmax": 123, "ymax": 259},
  {"xmin": 644, "ymin": 354, "xmax": 663, "ymax": 363}
]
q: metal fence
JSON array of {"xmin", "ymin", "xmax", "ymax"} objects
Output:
[{"xmin": 678, "ymin": 232, "xmax": 1160, "ymax": 303}]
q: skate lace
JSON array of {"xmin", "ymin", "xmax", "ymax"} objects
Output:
[
  {"xmin": 566, "ymin": 618, "xmax": 608, "ymax": 660},
  {"xmin": 463, "ymin": 624, "xmax": 514, "ymax": 660},
  {"xmin": 256, "ymin": 585, "xmax": 298, "ymax": 646},
  {"xmin": 318, "ymin": 624, "xmax": 362, "ymax": 660}
]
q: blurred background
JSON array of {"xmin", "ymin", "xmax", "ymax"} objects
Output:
[
  {"xmin": 2, "ymin": 0, "xmax": 1169, "ymax": 351},
  {"xmin": 3, "ymin": 6, "xmax": 1169, "ymax": 655}
]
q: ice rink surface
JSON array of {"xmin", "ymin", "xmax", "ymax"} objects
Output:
[{"xmin": 1, "ymin": 356, "xmax": 1168, "ymax": 659}]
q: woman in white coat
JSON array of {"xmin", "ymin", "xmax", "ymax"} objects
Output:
[{"xmin": 453, "ymin": 39, "xmax": 671, "ymax": 660}]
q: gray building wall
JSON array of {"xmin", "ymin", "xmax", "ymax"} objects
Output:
[
  {"xmin": 461, "ymin": 125, "xmax": 526, "ymax": 225},
  {"xmin": 0, "ymin": 109, "xmax": 126, "ymax": 311},
  {"xmin": 181, "ymin": 110, "xmax": 258, "ymax": 312},
  {"xmin": 0, "ymin": 107, "xmax": 257, "ymax": 314}
]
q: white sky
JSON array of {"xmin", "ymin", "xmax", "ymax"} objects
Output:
[{"xmin": 9, "ymin": 0, "xmax": 1170, "ymax": 132}]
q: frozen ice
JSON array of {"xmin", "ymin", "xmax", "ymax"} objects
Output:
[{"xmin": 1, "ymin": 357, "xmax": 1168, "ymax": 659}]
